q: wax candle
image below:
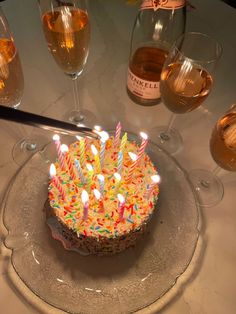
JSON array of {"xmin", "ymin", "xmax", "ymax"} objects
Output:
[
  {"xmin": 78, "ymin": 137, "xmax": 85, "ymax": 167},
  {"xmin": 126, "ymin": 152, "xmax": 138, "ymax": 182},
  {"xmin": 117, "ymin": 194, "xmax": 125, "ymax": 222},
  {"xmin": 114, "ymin": 172, "xmax": 121, "ymax": 195},
  {"xmin": 52, "ymin": 134, "xmax": 64, "ymax": 169},
  {"xmin": 136, "ymin": 132, "xmax": 148, "ymax": 164},
  {"xmin": 119, "ymin": 132, "xmax": 127, "ymax": 152},
  {"xmin": 91, "ymin": 144, "xmax": 101, "ymax": 173},
  {"xmin": 93, "ymin": 188, "xmax": 104, "ymax": 212},
  {"xmin": 117, "ymin": 151, "xmax": 123, "ymax": 175},
  {"xmin": 86, "ymin": 163, "xmax": 94, "ymax": 191},
  {"xmin": 97, "ymin": 174, "xmax": 105, "ymax": 195},
  {"xmin": 100, "ymin": 131, "xmax": 109, "ymax": 168},
  {"xmin": 81, "ymin": 190, "xmax": 89, "ymax": 220},
  {"xmin": 60, "ymin": 144, "xmax": 76, "ymax": 180},
  {"xmin": 144, "ymin": 174, "xmax": 161, "ymax": 199},
  {"xmin": 114, "ymin": 121, "xmax": 121, "ymax": 148},
  {"xmin": 74, "ymin": 158, "xmax": 86, "ymax": 184},
  {"xmin": 49, "ymin": 163, "xmax": 66, "ymax": 200}
]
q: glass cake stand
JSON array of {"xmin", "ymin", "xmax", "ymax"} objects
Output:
[{"xmin": 1, "ymin": 132, "xmax": 203, "ymax": 314}]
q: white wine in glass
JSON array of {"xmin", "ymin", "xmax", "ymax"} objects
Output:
[
  {"xmin": 39, "ymin": 0, "xmax": 92, "ymax": 124},
  {"xmin": 189, "ymin": 105, "xmax": 236, "ymax": 207}
]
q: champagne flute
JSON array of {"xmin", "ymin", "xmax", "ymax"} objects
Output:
[
  {"xmin": 151, "ymin": 32, "xmax": 222, "ymax": 154},
  {"xmin": 0, "ymin": 5, "xmax": 44, "ymax": 165},
  {"xmin": 189, "ymin": 104, "xmax": 236, "ymax": 207},
  {"xmin": 38, "ymin": 0, "xmax": 92, "ymax": 124}
]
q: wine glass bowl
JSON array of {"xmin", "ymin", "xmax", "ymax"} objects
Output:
[
  {"xmin": 152, "ymin": 32, "xmax": 222, "ymax": 154},
  {"xmin": 189, "ymin": 104, "xmax": 236, "ymax": 207},
  {"xmin": 39, "ymin": 0, "xmax": 91, "ymax": 124}
]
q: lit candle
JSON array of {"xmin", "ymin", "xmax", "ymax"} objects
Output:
[
  {"xmin": 126, "ymin": 152, "xmax": 138, "ymax": 182},
  {"xmin": 86, "ymin": 163, "xmax": 94, "ymax": 191},
  {"xmin": 119, "ymin": 132, "xmax": 127, "ymax": 152},
  {"xmin": 114, "ymin": 121, "xmax": 122, "ymax": 148},
  {"xmin": 91, "ymin": 144, "xmax": 101, "ymax": 173},
  {"xmin": 97, "ymin": 174, "xmax": 105, "ymax": 195},
  {"xmin": 117, "ymin": 193, "xmax": 125, "ymax": 222},
  {"xmin": 52, "ymin": 134, "xmax": 64, "ymax": 170},
  {"xmin": 74, "ymin": 158, "xmax": 86, "ymax": 184},
  {"xmin": 136, "ymin": 132, "xmax": 148, "ymax": 164},
  {"xmin": 60, "ymin": 144, "xmax": 76, "ymax": 180},
  {"xmin": 93, "ymin": 188, "xmax": 104, "ymax": 212},
  {"xmin": 114, "ymin": 172, "xmax": 121, "ymax": 195},
  {"xmin": 49, "ymin": 163, "xmax": 66, "ymax": 200},
  {"xmin": 81, "ymin": 190, "xmax": 89, "ymax": 220},
  {"xmin": 117, "ymin": 151, "xmax": 123, "ymax": 175},
  {"xmin": 144, "ymin": 174, "xmax": 161, "ymax": 199},
  {"xmin": 100, "ymin": 131, "xmax": 109, "ymax": 168}
]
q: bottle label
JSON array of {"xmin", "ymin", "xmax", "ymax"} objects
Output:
[
  {"xmin": 141, "ymin": 0, "xmax": 185, "ymax": 11},
  {"xmin": 127, "ymin": 68, "xmax": 160, "ymax": 100}
]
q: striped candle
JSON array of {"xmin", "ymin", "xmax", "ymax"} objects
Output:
[
  {"xmin": 114, "ymin": 121, "xmax": 121, "ymax": 148},
  {"xmin": 117, "ymin": 151, "xmax": 123, "ymax": 175},
  {"xmin": 117, "ymin": 194, "xmax": 125, "ymax": 222},
  {"xmin": 60, "ymin": 144, "xmax": 76, "ymax": 180},
  {"xmin": 144, "ymin": 174, "xmax": 161, "ymax": 199},
  {"xmin": 136, "ymin": 132, "xmax": 148, "ymax": 164},
  {"xmin": 91, "ymin": 144, "xmax": 101, "ymax": 173},
  {"xmin": 93, "ymin": 188, "xmax": 104, "ymax": 212},
  {"xmin": 49, "ymin": 163, "xmax": 66, "ymax": 200},
  {"xmin": 114, "ymin": 172, "xmax": 121, "ymax": 195},
  {"xmin": 86, "ymin": 163, "xmax": 94, "ymax": 191},
  {"xmin": 97, "ymin": 174, "xmax": 105, "ymax": 195},
  {"xmin": 100, "ymin": 131, "xmax": 109, "ymax": 168},
  {"xmin": 126, "ymin": 152, "xmax": 138, "ymax": 182},
  {"xmin": 52, "ymin": 134, "xmax": 65, "ymax": 169},
  {"xmin": 74, "ymin": 159, "xmax": 86, "ymax": 184},
  {"xmin": 79, "ymin": 137, "xmax": 85, "ymax": 167},
  {"xmin": 119, "ymin": 132, "xmax": 127, "ymax": 152}
]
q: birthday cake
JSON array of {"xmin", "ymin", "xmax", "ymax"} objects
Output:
[{"xmin": 46, "ymin": 128, "xmax": 160, "ymax": 256}]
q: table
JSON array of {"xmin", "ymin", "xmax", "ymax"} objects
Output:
[{"xmin": 0, "ymin": 0, "xmax": 236, "ymax": 313}]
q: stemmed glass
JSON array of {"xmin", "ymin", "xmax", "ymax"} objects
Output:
[
  {"xmin": 0, "ymin": 6, "xmax": 44, "ymax": 165},
  {"xmin": 38, "ymin": 0, "xmax": 93, "ymax": 125},
  {"xmin": 152, "ymin": 32, "xmax": 222, "ymax": 154},
  {"xmin": 189, "ymin": 104, "xmax": 236, "ymax": 207}
]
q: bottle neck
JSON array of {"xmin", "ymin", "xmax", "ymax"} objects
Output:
[{"xmin": 140, "ymin": 0, "xmax": 186, "ymax": 11}]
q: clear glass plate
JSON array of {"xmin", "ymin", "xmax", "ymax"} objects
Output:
[{"xmin": 2, "ymin": 132, "xmax": 202, "ymax": 314}]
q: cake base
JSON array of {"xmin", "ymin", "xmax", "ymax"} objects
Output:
[{"xmin": 45, "ymin": 200, "xmax": 149, "ymax": 256}]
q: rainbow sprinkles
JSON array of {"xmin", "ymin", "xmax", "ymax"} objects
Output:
[{"xmin": 47, "ymin": 124, "xmax": 160, "ymax": 255}]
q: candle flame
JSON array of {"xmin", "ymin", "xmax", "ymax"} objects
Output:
[
  {"xmin": 91, "ymin": 144, "xmax": 98, "ymax": 156},
  {"xmin": 140, "ymin": 131, "xmax": 148, "ymax": 140},
  {"xmin": 75, "ymin": 135, "xmax": 82, "ymax": 140},
  {"xmin": 93, "ymin": 125, "xmax": 103, "ymax": 132},
  {"xmin": 128, "ymin": 152, "xmax": 137, "ymax": 161},
  {"xmin": 93, "ymin": 189, "xmax": 101, "ymax": 200},
  {"xmin": 151, "ymin": 174, "xmax": 161, "ymax": 184},
  {"xmin": 114, "ymin": 172, "xmax": 121, "ymax": 181},
  {"xmin": 60, "ymin": 144, "xmax": 69, "ymax": 153},
  {"xmin": 97, "ymin": 174, "xmax": 104, "ymax": 181},
  {"xmin": 49, "ymin": 163, "xmax": 56, "ymax": 177},
  {"xmin": 117, "ymin": 193, "xmax": 125, "ymax": 204},
  {"xmin": 86, "ymin": 163, "xmax": 93, "ymax": 172},
  {"xmin": 81, "ymin": 190, "xmax": 89, "ymax": 204},
  {"xmin": 52, "ymin": 134, "xmax": 60, "ymax": 141},
  {"xmin": 100, "ymin": 131, "xmax": 109, "ymax": 142}
]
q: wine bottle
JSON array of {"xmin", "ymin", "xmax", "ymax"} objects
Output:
[{"xmin": 127, "ymin": 0, "xmax": 186, "ymax": 106}]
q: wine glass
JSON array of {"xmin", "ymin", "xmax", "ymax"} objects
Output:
[
  {"xmin": 38, "ymin": 0, "xmax": 93, "ymax": 125},
  {"xmin": 0, "ymin": 6, "xmax": 45, "ymax": 165},
  {"xmin": 188, "ymin": 104, "xmax": 236, "ymax": 207},
  {"xmin": 151, "ymin": 32, "xmax": 222, "ymax": 154}
]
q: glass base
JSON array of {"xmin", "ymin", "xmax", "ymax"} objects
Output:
[
  {"xmin": 64, "ymin": 109, "xmax": 97, "ymax": 127},
  {"xmin": 188, "ymin": 168, "xmax": 224, "ymax": 207},
  {"xmin": 150, "ymin": 125, "xmax": 183, "ymax": 155},
  {"xmin": 12, "ymin": 136, "xmax": 49, "ymax": 166}
]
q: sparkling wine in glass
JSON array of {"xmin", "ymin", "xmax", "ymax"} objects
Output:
[
  {"xmin": 38, "ymin": 0, "xmax": 92, "ymax": 124},
  {"xmin": 189, "ymin": 105, "xmax": 236, "ymax": 207},
  {"xmin": 152, "ymin": 32, "xmax": 222, "ymax": 154}
]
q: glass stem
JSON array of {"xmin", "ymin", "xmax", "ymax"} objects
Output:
[
  {"xmin": 72, "ymin": 76, "xmax": 81, "ymax": 113},
  {"xmin": 166, "ymin": 113, "xmax": 176, "ymax": 133}
]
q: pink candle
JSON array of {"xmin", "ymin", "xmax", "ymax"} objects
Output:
[
  {"xmin": 60, "ymin": 144, "xmax": 76, "ymax": 180},
  {"xmin": 114, "ymin": 121, "xmax": 122, "ymax": 148},
  {"xmin": 81, "ymin": 190, "xmax": 89, "ymax": 220},
  {"xmin": 117, "ymin": 194, "xmax": 125, "ymax": 222},
  {"xmin": 49, "ymin": 164, "xmax": 66, "ymax": 200},
  {"xmin": 52, "ymin": 134, "xmax": 65, "ymax": 170}
]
